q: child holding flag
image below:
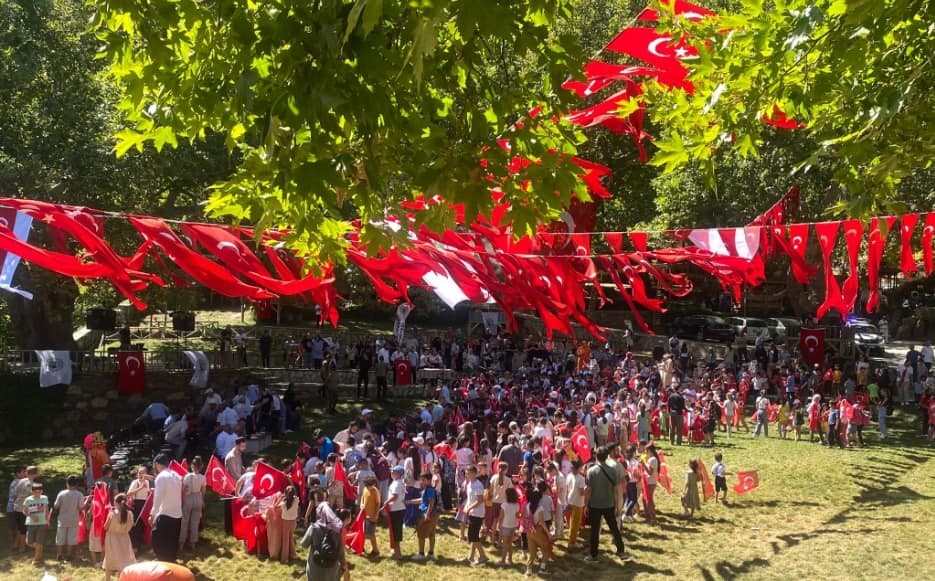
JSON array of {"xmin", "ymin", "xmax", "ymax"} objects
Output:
[{"xmin": 360, "ymin": 476, "xmax": 381, "ymax": 558}]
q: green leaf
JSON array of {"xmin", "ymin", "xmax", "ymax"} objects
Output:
[
  {"xmin": 344, "ymin": 0, "xmax": 367, "ymax": 45},
  {"xmin": 361, "ymin": 0, "xmax": 383, "ymax": 37}
]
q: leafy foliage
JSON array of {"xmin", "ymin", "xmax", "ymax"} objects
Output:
[
  {"xmin": 95, "ymin": 0, "xmax": 594, "ymax": 262},
  {"xmin": 641, "ymin": 0, "xmax": 934, "ymax": 216}
]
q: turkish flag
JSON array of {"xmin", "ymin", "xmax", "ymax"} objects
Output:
[
  {"xmin": 91, "ymin": 482, "xmax": 111, "ymax": 539},
  {"xmin": 252, "ymin": 461, "xmax": 289, "ymax": 499},
  {"xmin": 129, "ymin": 216, "xmax": 275, "ymax": 301},
  {"xmin": 385, "ymin": 504, "xmax": 397, "ymax": 549},
  {"xmin": 206, "ymin": 455, "xmax": 236, "ymax": 496},
  {"xmin": 344, "ymin": 509, "xmax": 367, "ymax": 556},
  {"xmin": 697, "ymin": 458, "xmax": 715, "ymax": 502},
  {"xmin": 899, "ymin": 213, "xmax": 919, "ymax": 277},
  {"xmin": 637, "ymin": 0, "xmax": 716, "ymax": 22},
  {"xmin": 784, "ymin": 223, "xmax": 815, "ymax": 284},
  {"xmin": 604, "ymin": 27, "xmax": 696, "ymax": 74},
  {"xmin": 169, "ymin": 460, "xmax": 187, "ymax": 478},
  {"xmin": 733, "ymin": 470, "xmax": 759, "ymax": 494},
  {"xmin": 231, "ymin": 497, "xmax": 256, "ymax": 546},
  {"xmin": 839, "ymin": 219, "xmax": 864, "ymax": 314},
  {"xmin": 182, "ymin": 224, "xmax": 334, "ymax": 295},
  {"xmin": 116, "ymin": 351, "xmax": 145, "ymax": 394},
  {"xmin": 571, "ymin": 424, "xmax": 592, "ymax": 463},
  {"xmin": 814, "ymin": 221, "xmax": 842, "ymax": 319},
  {"xmin": 867, "ymin": 216, "xmax": 896, "ymax": 313},
  {"xmin": 799, "ymin": 328, "xmax": 825, "ymax": 366},
  {"xmin": 138, "ymin": 491, "xmax": 154, "ymax": 544},
  {"xmin": 394, "ymin": 359, "xmax": 412, "ymax": 385},
  {"xmin": 334, "ymin": 460, "xmax": 357, "ymax": 502},
  {"xmin": 290, "ymin": 459, "xmax": 307, "ymax": 504},
  {"xmin": 922, "ymin": 213, "xmax": 935, "ymax": 276}
]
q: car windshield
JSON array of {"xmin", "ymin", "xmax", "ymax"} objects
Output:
[
  {"xmin": 705, "ymin": 316, "xmax": 727, "ymax": 324},
  {"xmin": 746, "ymin": 320, "xmax": 767, "ymax": 327},
  {"xmin": 853, "ymin": 324, "xmax": 879, "ymax": 334}
]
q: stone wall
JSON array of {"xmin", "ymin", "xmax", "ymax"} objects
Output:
[
  {"xmin": 1, "ymin": 367, "xmax": 377, "ymax": 445},
  {"xmin": 10, "ymin": 369, "xmax": 265, "ymax": 444}
]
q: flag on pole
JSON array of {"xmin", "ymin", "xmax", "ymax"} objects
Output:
[
  {"xmin": 206, "ymin": 455, "xmax": 235, "ymax": 496},
  {"xmin": 253, "ymin": 461, "xmax": 290, "ymax": 499},
  {"xmin": 138, "ymin": 491, "xmax": 154, "ymax": 544},
  {"xmin": 571, "ymin": 424, "xmax": 592, "ymax": 463},
  {"xmin": 697, "ymin": 458, "xmax": 715, "ymax": 501},
  {"xmin": 334, "ymin": 460, "xmax": 357, "ymax": 502}
]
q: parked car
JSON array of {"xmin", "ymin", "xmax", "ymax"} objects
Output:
[
  {"xmin": 671, "ymin": 315, "xmax": 736, "ymax": 343},
  {"xmin": 726, "ymin": 317, "xmax": 771, "ymax": 341},
  {"xmin": 766, "ymin": 317, "xmax": 801, "ymax": 339},
  {"xmin": 846, "ymin": 319, "xmax": 886, "ymax": 355}
]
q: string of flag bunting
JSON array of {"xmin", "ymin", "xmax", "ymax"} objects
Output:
[{"xmin": 0, "ymin": 1, "xmax": 929, "ymax": 339}]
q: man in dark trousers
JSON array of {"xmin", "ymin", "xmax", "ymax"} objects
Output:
[
  {"xmin": 150, "ymin": 454, "xmax": 182, "ymax": 562},
  {"xmin": 668, "ymin": 386, "xmax": 686, "ymax": 446},
  {"xmin": 356, "ymin": 346, "xmax": 372, "ymax": 400},
  {"xmin": 259, "ymin": 330, "xmax": 273, "ymax": 368},
  {"xmin": 583, "ymin": 446, "xmax": 628, "ymax": 563}
]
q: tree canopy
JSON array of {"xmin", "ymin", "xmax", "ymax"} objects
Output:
[
  {"xmin": 641, "ymin": 0, "xmax": 933, "ymax": 216},
  {"xmin": 95, "ymin": 0, "xmax": 591, "ymax": 262}
]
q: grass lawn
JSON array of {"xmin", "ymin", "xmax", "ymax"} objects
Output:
[{"xmin": 1, "ymin": 400, "xmax": 933, "ymax": 581}]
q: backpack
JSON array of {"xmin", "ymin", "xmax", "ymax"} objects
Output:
[{"xmin": 312, "ymin": 525, "xmax": 340, "ymax": 567}]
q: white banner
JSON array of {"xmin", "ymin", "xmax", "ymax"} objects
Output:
[
  {"xmin": 394, "ymin": 303, "xmax": 412, "ymax": 343},
  {"xmin": 35, "ymin": 350, "xmax": 72, "ymax": 387},
  {"xmin": 183, "ymin": 350, "xmax": 210, "ymax": 388},
  {"xmin": 0, "ymin": 212, "xmax": 34, "ymax": 299}
]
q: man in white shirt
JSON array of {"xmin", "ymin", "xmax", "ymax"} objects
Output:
[
  {"xmin": 462, "ymin": 466, "xmax": 488, "ymax": 565},
  {"xmin": 150, "ymin": 454, "xmax": 183, "ymax": 562},
  {"xmin": 753, "ymin": 390, "xmax": 770, "ymax": 437}
]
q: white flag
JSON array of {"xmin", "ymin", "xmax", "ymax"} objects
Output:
[
  {"xmin": 184, "ymin": 350, "xmax": 210, "ymax": 388},
  {"xmin": 394, "ymin": 303, "xmax": 412, "ymax": 343},
  {"xmin": 481, "ymin": 311, "xmax": 501, "ymax": 334},
  {"xmin": 35, "ymin": 350, "xmax": 72, "ymax": 387},
  {"xmin": 0, "ymin": 211, "xmax": 34, "ymax": 299}
]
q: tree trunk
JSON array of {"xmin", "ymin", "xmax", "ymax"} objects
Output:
[{"xmin": 6, "ymin": 265, "xmax": 77, "ymax": 350}]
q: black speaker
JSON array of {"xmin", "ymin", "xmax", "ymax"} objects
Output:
[
  {"xmin": 171, "ymin": 311, "xmax": 195, "ymax": 332},
  {"xmin": 86, "ymin": 308, "xmax": 116, "ymax": 331}
]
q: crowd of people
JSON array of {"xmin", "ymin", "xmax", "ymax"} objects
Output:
[{"xmin": 7, "ymin": 324, "xmax": 935, "ymax": 579}]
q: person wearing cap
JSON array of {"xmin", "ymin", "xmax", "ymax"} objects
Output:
[
  {"xmin": 384, "ymin": 465, "xmax": 407, "ymax": 559},
  {"xmin": 150, "ymin": 453, "xmax": 182, "ymax": 562},
  {"xmin": 23, "ymin": 481, "xmax": 49, "ymax": 563}
]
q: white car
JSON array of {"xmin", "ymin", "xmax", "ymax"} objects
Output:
[
  {"xmin": 766, "ymin": 317, "xmax": 801, "ymax": 339},
  {"xmin": 727, "ymin": 317, "xmax": 771, "ymax": 340},
  {"xmin": 846, "ymin": 320, "xmax": 885, "ymax": 354}
]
